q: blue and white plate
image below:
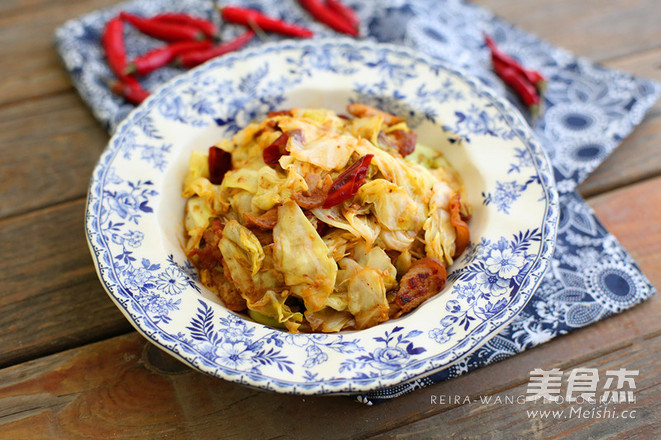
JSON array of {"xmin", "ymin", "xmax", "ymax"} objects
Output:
[{"xmin": 86, "ymin": 39, "xmax": 559, "ymax": 394}]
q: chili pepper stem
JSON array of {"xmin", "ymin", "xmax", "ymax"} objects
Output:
[
  {"xmin": 100, "ymin": 76, "xmax": 150, "ymax": 105},
  {"xmin": 122, "ymin": 64, "xmax": 138, "ymax": 76},
  {"xmin": 535, "ymin": 79, "xmax": 548, "ymax": 94},
  {"xmin": 247, "ymin": 18, "xmax": 271, "ymax": 42},
  {"xmin": 529, "ymin": 102, "xmax": 543, "ymax": 121}
]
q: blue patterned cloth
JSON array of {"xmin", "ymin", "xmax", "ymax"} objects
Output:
[{"xmin": 55, "ymin": 0, "xmax": 659, "ymax": 404}]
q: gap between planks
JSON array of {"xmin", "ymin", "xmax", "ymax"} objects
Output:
[
  {"xmin": 363, "ymin": 335, "xmax": 661, "ymax": 440},
  {"xmin": 0, "ymin": 168, "xmax": 659, "ymax": 371},
  {"xmin": 0, "ymin": 87, "xmax": 75, "ymax": 118},
  {"xmin": 4, "ymin": 166, "xmax": 659, "ymax": 226},
  {"xmin": 0, "ymin": 194, "xmax": 85, "ymax": 224},
  {"xmin": 354, "ymin": 340, "xmax": 643, "ymax": 439}
]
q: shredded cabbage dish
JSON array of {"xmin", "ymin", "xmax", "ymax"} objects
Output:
[{"xmin": 182, "ymin": 104, "xmax": 471, "ymax": 333}]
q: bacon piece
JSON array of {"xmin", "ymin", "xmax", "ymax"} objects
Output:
[
  {"xmin": 390, "ymin": 129, "xmax": 417, "ymax": 156},
  {"xmin": 189, "ymin": 218, "xmax": 224, "ymax": 270},
  {"xmin": 378, "ymin": 129, "xmax": 417, "ymax": 156},
  {"xmin": 293, "ymin": 174, "xmax": 333, "ymax": 209},
  {"xmin": 449, "ymin": 194, "xmax": 470, "ymax": 258},
  {"xmin": 243, "ymin": 207, "xmax": 279, "ymax": 230},
  {"xmin": 213, "ymin": 262, "xmax": 247, "ymax": 311},
  {"xmin": 395, "ymin": 257, "xmax": 447, "ymax": 314},
  {"xmin": 248, "ymin": 227, "xmax": 274, "ymax": 246},
  {"xmin": 267, "ymin": 109, "xmax": 292, "ymax": 117},
  {"xmin": 347, "ymin": 103, "xmax": 401, "ymax": 125}
]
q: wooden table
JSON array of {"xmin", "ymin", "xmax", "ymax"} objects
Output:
[{"xmin": 1, "ymin": 0, "xmax": 659, "ymax": 438}]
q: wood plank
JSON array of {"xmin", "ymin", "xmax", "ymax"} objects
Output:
[
  {"xmin": 0, "ymin": 49, "xmax": 75, "ymax": 109},
  {"xmin": 580, "ymin": 103, "xmax": 661, "ymax": 198},
  {"xmin": 0, "ymin": 297, "xmax": 657, "ymax": 439},
  {"xmin": 0, "ymin": 0, "xmax": 659, "ymax": 108},
  {"xmin": 474, "ymin": 2, "xmax": 661, "ymax": 198},
  {"xmin": 0, "ymin": 177, "xmax": 659, "ymax": 438},
  {"xmin": 474, "ymin": 0, "xmax": 661, "ymax": 62},
  {"xmin": 0, "ymin": 92, "xmax": 108, "ymax": 219},
  {"xmin": 579, "ymin": 48, "xmax": 661, "ymax": 197},
  {"xmin": 0, "ymin": 199, "xmax": 133, "ymax": 368},
  {"xmin": 368, "ymin": 334, "xmax": 661, "ymax": 440},
  {"xmin": 587, "ymin": 176, "xmax": 661, "ymax": 275},
  {"xmin": 0, "ymin": 0, "xmax": 120, "ymax": 107},
  {"xmin": 1, "ymin": 0, "xmax": 114, "ymax": 18},
  {"xmin": 0, "ymin": 0, "xmax": 658, "ymax": 219}
]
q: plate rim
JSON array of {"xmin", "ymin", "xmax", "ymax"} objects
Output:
[{"xmin": 85, "ymin": 37, "xmax": 559, "ymax": 395}]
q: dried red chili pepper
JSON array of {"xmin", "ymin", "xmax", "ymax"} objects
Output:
[
  {"xmin": 151, "ymin": 13, "xmax": 219, "ymax": 39},
  {"xmin": 124, "ymin": 40, "xmax": 212, "ymax": 75},
  {"xmin": 322, "ymin": 154, "xmax": 373, "ymax": 209},
  {"xmin": 102, "ymin": 17, "xmax": 128, "ymax": 79},
  {"xmin": 325, "ymin": 0, "xmax": 360, "ymax": 29},
  {"xmin": 485, "ymin": 35, "xmax": 546, "ymax": 91},
  {"xmin": 104, "ymin": 77, "xmax": 150, "ymax": 105},
  {"xmin": 175, "ymin": 30, "xmax": 255, "ymax": 68},
  {"xmin": 493, "ymin": 58, "xmax": 541, "ymax": 116},
  {"xmin": 262, "ymin": 132, "xmax": 291, "ymax": 167},
  {"xmin": 297, "ymin": 0, "xmax": 359, "ymax": 37},
  {"xmin": 221, "ymin": 6, "xmax": 314, "ymax": 38},
  {"xmin": 208, "ymin": 146, "xmax": 232, "ymax": 184},
  {"xmin": 315, "ymin": 219, "xmax": 330, "ymax": 236},
  {"xmin": 120, "ymin": 11, "xmax": 206, "ymax": 41}
]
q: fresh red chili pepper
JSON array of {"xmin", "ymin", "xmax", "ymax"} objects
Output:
[
  {"xmin": 322, "ymin": 154, "xmax": 373, "ymax": 209},
  {"xmin": 297, "ymin": 0, "xmax": 359, "ymax": 37},
  {"xmin": 104, "ymin": 77, "xmax": 150, "ymax": 105},
  {"xmin": 493, "ymin": 57, "xmax": 541, "ymax": 115},
  {"xmin": 263, "ymin": 132, "xmax": 291, "ymax": 167},
  {"xmin": 485, "ymin": 35, "xmax": 546, "ymax": 91},
  {"xmin": 151, "ymin": 13, "xmax": 219, "ymax": 39},
  {"xmin": 221, "ymin": 6, "xmax": 314, "ymax": 38},
  {"xmin": 208, "ymin": 146, "xmax": 232, "ymax": 184},
  {"xmin": 120, "ymin": 11, "xmax": 206, "ymax": 41},
  {"xmin": 175, "ymin": 30, "xmax": 255, "ymax": 68},
  {"xmin": 124, "ymin": 41, "xmax": 212, "ymax": 75},
  {"xmin": 325, "ymin": 0, "xmax": 360, "ymax": 29},
  {"xmin": 102, "ymin": 17, "xmax": 128, "ymax": 79}
]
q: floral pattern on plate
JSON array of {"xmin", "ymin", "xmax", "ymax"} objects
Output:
[{"xmin": 85, "ymin": 39, "xmax": 558, "ymax": 394}]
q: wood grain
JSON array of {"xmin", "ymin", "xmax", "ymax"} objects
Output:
[
  {"xmin": 0, "ymin": 0, "xmax": 659, "ymax": 219},
  {"xmin": 0, "ymin": 93, "xmax": 108, "ymax": 219},
  {"xmin": 0, "ymin": 177, "xmax": 659, "ymax": 439},
  {"xmin": 369, "ymin": 334, "xmax": 661, "ymax": 440},
  {"xmin": 473, "ymin": 0, "xmax": 661, "ymax": 61},
  {"xmin": 0, "ymin": 0, "xmax": 119, "ymax": 107},
  {"xmin": 0, "ymin": 199, "xmax": 132, "ymax": 368},
  {"xmin": 587, "ymin": 176, "xmax": 661, "ymax": 276},
  {"xmin": 0, "ymin": 0, "xmax": 660, "ymax": 438},
  {"xmin": 580, "ymin": 48, "xmax": 661, "ymax": 197}
]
